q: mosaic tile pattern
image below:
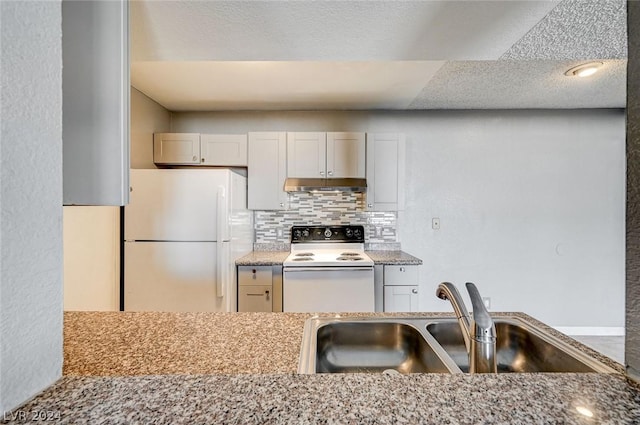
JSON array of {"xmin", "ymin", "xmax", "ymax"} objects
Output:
[{"xmin": 254, "ymin": 192, "xmax": 397, "ymax": 244}]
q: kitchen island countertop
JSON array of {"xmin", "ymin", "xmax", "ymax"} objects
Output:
[{"xmin": 3, "ymin": 312, "xmax": 638, "ymax": 424}]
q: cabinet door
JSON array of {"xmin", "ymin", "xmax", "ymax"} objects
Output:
[
  {"xmin": 366, "ymin": 133, "xmax": 405, "ymax": 211},
  {"xmin": 287, "ymin": 132, "xmax": 326, "ymax": 178},
  {"xmin": 384, "ymin": 285, "xmax": 419, "ymax": 312},
  {"xmin": 62, "ymin": 0, "xmax": 129, "ymax": 206},
  {"xmin": 248, "ymin": 132, "xmax": 288, "ymax": 210},
  {"xmin": 327, "ymin": 132, "xmax": 366, "ymax": 178},
  {"xmin": 201, "ymin": 134, "xmax": 248, "ymax": 166},
  {"xmin": 153, "ymin": 133, "xmax": 200, "ymax": 165}
]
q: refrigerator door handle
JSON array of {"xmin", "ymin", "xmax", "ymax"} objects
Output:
[{"xmin": 216, "ymin": 186, "xmax": 226, "ymax": 298}]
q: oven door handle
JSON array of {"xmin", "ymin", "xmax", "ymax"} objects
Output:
[{"xmin": 284, "ymin": 267, "xmax": 373, "ymax": 272}]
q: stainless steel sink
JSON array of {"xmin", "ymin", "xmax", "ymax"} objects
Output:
[
  {"xmin": 298, "ymin": 316, "xmax": 617, "ymax": 375},
  {"xmin": 298, "ymin": 317, "xmax": 462, "ymax": 374},
  {"xmin": 426, "ymin": 317, "xmax": 617, "ymax": 373}
]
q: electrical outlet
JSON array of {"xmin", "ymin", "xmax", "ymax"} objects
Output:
[
  {"xmin": 482, "ymin": 297, "xmax": 491, "ymax": 309},
  {"xmin": 432, "ymin": 218, "xmax": 440, "ymax": 230}
]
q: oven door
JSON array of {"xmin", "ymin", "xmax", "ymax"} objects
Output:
[{"xmin": 283, "ymin": 266, "xmax": 375, "ymax": 312}]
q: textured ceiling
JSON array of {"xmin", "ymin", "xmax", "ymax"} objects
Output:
[{"xmin": 130, "ymin": 0, "xmax": 628, "ymax": 111}]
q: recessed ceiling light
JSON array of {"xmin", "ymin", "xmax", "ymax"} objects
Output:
[{"xmin": 564, "ymin": 62, "xmax": 603, "ymax": 77}]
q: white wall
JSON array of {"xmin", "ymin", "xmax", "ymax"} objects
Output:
[
  {"xmin": 0, "ymin": 1, "xmax": 63, "ymax": 412},
  {"xmin": 169, "ymin": 109, "xmax": 625, "ymax": 331},
  {"xmin": 400, "ymin": 110, "xmax": 625, "ymax": 332},
  {"xmin": 131, "ymin": 87, "xmax": 171, "ymax": 169},
  {"xmin": 63, "ymin": 207, "xmax": 120, "ymax": 311}
]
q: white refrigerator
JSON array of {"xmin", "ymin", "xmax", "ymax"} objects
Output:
[{"xmin": 124, "ymin": 169, "xmax": 253, "ymax": 312}]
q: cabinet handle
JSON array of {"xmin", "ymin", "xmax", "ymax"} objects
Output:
[
  {"xmin": 400, "ymin": 267, "xmax": 405, "ymax": 272},
  {"xmin": 328, "ymin": 170, "xmax": 333, "ymax": 176},
  {"xmin": 265, "ymin": 290, "xmax": 270, "ymax": 301},
  {"xmin": 201, "ymin": 157, "xmax": 204, "ymax": 162},
  {"xmin": 320, "ymin": 171, "xmax": 325, "ymax": 176},
  {"xmin": 412, "ymin": 288, "xmax": 418, "ymax": 294},
  {"xmin": 367, "ymin": 203, "xmax": 373, "ymax": 208},
  {"xmin": 279, "ymin": 203, "xmax": 284, "ymax": 207}
]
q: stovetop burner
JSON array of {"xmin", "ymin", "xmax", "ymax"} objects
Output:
[{"xmin": 283, "ymin": 225, "xmax": 374, "ymax": 267}]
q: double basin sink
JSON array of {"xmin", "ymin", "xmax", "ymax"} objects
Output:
[{"xmin": 298, "ymin": 316, "xmax": 617, "ymax": 374}]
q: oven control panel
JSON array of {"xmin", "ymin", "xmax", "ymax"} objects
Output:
[{"xmin": 291, "ymin": 225, "xmax": 365, "ymax": 243}]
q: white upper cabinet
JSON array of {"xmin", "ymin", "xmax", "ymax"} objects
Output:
[
  {"xmin": 201, "ymin": 134, "xmax": 248, "ymax": 166},
  {"xmin": 154, "ymin": 133, "xmax": 200, "ymax": 165},
  {"xmin": 327, "ymin": 132, "xmax": 366, "ymax": 178},
  {"xmin": 153, "ymin": 133, "xmax": 248, "ymax": 166},
  {"xmin": 287, "ymin": 132, "xmax": 365, "ymax": 178},
  {"xmin": 248, "ymin": 132, "xmax": 288, "ymax": 210},
  {"xmin": 286, "ymin": 132, "xmax": 326, "ymax": 178},
  {"xmin": 62, "ymin": 0, "xmax": 129, "ymax": 206},
  {"xmin": 366, "ymin": 133, "xmax": 406, "ymax": 211}
]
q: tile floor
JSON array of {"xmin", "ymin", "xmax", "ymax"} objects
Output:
[{"xmin": 569, "ymin": 335, "xmax": 625, "ymax": 364}]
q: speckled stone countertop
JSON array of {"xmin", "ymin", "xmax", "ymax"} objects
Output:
[
  {"xmin": 235, "ymin": 251, "xmax": 289, "ymax": 266},
  {"xmin": 365, "ymin": 250, "xmax": 423, "ymax": 265},
  {"xmin": 235, "ymin": 250, "xmax": 422, "ymax": 266},
  {"xmin": 3, "ymin": 312, "xmax": 639, "ymax": 424}
]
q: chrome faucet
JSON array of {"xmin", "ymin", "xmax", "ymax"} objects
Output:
[{"xmin": 436, "ymin": 282, "xmax": 497, "ymax": 373}]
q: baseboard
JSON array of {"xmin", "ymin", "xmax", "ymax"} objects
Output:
[{"xmin": 553, "ymin": 326, "xmax": 625, "ymax": 336}]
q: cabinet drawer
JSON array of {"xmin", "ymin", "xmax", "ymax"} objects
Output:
[
  {"xmin": 238, "ymin": 285, "xmax": 272, "ymax": 312},
  {"xmin": 238, "ymin": 266, "xmax": 273, "ymax": 286},
  {"xmin": 384, "ymin": 265, "xmax": 419, "ymax": 285}
]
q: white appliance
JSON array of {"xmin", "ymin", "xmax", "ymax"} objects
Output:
[
  {"xmin": 283, "ymin": 225, "xmax": 375, "ymax": 312},
  {"xmin": 124, "ymin": 169, "xmax": 252, "ymax": 312}
]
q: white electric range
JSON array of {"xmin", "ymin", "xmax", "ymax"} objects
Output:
[{"xmin": 283, "ymin": 225, "xmax": 375, "ymax": 312}]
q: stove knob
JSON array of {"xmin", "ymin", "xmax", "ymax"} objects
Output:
[
  {"xmin": 324, "ymin": 228, "xmax": 332, "ymax": 238},
  {"xmin": 345, "ymin": 228, "xmax": 353, "ymax": 238},
  {"xmin": 294, "ymin": 229, "xmax": 302, "ymax": 239},
  {"xmin": 302, "ymin": 229, "xmax": 310, "ymax": 238},
  {"xmin": 354, "ymin": 228, "xmax": 362, "ymax": 239}
]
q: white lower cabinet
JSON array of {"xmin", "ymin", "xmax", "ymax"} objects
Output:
[
  {"xmin": 237, "ymin": 265, "xmax": 283, "ymax": 312},
  {"xmin": 383, "ymin": 265, "xmax": 420, "ymax": 312},
  {"xmin": 384, "ymin": 285, "xmax": 419, "ymax": 312}
]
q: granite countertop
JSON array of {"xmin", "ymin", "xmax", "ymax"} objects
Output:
[
  {"xmin": 235, "ymin": 251, "xmax": 290, "ymax": 266},
  {"xmin": 365, "ymin": 250, "xmax": 423, "ymax": 265},
  {"xmin": 4, "ymin": 312, "xmax": 639, "ymax": 424},
  {"xmin": 236, "ymin": 250, "xmax": 422, "ymax": 266}
]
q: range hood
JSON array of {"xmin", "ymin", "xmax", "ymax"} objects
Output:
[{"xmin": 284, "ymin": 178, "xmax": 367, "ymax": 193}]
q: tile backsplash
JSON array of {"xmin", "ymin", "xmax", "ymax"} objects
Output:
[{"xmin": 254, "ymin": 192, "xmax": 397, "ymax": 244}]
